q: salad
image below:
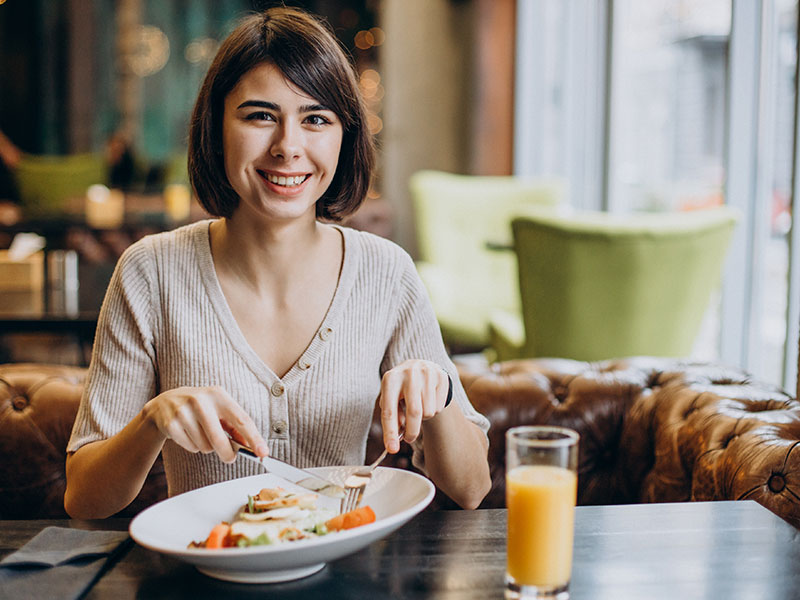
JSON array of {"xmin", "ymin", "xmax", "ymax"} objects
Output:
[{"xmin": 190, "ymin": 487, "xmax": 376, "ymax": 549}]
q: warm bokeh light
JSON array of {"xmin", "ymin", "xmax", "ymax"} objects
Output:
[
  {"xmin": 369, "ymin": 27, "xmax": 385, "ymax": 46},
  {"xmin": 367, "ymin": 113, "xmax": 383, "ymax": 135},
  {"xmin": 359, "ymin": 69, "xmax": 384, "ymax": 113},
  {"xmin": 359, "ymin": 69, "xmax": 380, "ymax": 97},
  {"xmin": 360, "ymin": 68, "xmax": 380, "ymax": 85},
  {"xmin": 128, "ymin": 25, "xmax": 170, "ymax": 77},
  {"xmin": 184, "ymin": 38, "xmax": 218, "ymax": 65},
  {"xmin": 354, "ymin": 30, "xmax": 375, "ymax": 50}
]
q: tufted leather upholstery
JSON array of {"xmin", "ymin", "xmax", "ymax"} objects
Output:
[
  {"xmin": 0, "ymin": 363, "xmax": 166, "ymax": 518},
  {"xmin": 448, "ymin": 357, "xmax": 800, "ymax": 526},
  {"xmin": 3, "ymin": 358, "xmax": 800, "ymax": 528}
]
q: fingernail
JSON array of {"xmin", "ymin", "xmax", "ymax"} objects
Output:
[{"xmin": 256, "ymin": 443, "xmax": 268, "ymax": 456}]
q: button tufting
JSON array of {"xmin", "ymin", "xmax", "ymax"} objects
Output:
[
  {"xmin": 646, "ymin": 373, "xmax": 661, "ymax": 389},
  {"xmin": 11, "ymin": 396, "xmax": 28, "ymax": 411},
  {"xmin": 551, "ymin": 384, "xmax": 569, "ymax": 404},
  {"xmin": 272, "ymin": 420, "xmax": 287, "ymax": 435},
  {"xmin": 722, "ymin": 434, "xmax": 738, "ymax": 448},
  {"xmin": 270, "ymin": 382, "xmax": 285, "ymax": 397},
  {"xmin": 768, "ymin": 473, "xmax": 786, "ymax": 493}
]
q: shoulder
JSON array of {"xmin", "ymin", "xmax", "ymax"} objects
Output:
[
  {"xmin": 117, "ymin": 220, "xmax": 211, "ymax": 270},
  {"xmin": 338, "ymin": 225, "xmax": 414, "ymax": 272},
  {"xmin": 338, "ymin": 226, "xmax": 428, "ymax": 311}
]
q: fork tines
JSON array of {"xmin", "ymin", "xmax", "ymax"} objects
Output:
[{"xmin": 340, "ymin": 473, "xmax": 370, "ymax": 514}]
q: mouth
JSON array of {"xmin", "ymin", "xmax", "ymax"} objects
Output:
[{"xmin": 258, "ymin": 171, "xmax": 311, "ymax": 188}]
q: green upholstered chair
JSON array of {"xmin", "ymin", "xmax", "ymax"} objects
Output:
[
  {"xmin": 14, "ymin": 153, "xmax": 109, "ymax": 214},
  {"xmin": 163, "ymin": 151, "xmax": 189, "ymax": 186},
  {"xmin": 409, "ymin": 170, "xmax": 565, "ymax": 351},
  {"xmin": 489, "ymin": 206, "xmax": 739, "ymax": 362}
]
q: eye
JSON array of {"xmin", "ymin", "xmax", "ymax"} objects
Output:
[
  {"xmin": 244, "ymin": 111, "xmax": 275, "ymax": 122},
  {"xmin": 304, "ymin": 114, "xmax": 333, "ymax": 126}
]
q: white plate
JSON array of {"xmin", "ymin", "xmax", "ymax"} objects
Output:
[{"xmin": 129, "ymin": 466, "xmax": 435, "ymax": 583}]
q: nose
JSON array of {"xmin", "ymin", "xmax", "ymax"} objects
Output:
[{"xmin": 269, "ymin": 121, "xmax": 302, "ymax": 160}]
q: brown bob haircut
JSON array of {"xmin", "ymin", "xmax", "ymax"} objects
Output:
[{"xmin": 188, "ymin": 6, "xmax": 375, "ymax": 221}]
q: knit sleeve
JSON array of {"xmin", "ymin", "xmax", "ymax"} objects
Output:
[
  {"xmin": 381, "ymin": 249, "xmax": 490, "ymax": 473},
  {"xmin": 67, "ymin": 240, "xmax": 160, "ymax": 452}
]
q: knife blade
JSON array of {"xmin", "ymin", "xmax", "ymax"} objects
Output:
[{"xmin": 230, "ymin": 439, "xmax": 345, "ymax": 499}]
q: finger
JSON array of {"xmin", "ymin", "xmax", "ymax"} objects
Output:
[
  {"xmin": 180, "ymin": 430, "xmax": 201, "ymax": 453},
  {"xmin": 220, "ymin": 419, "xmax": 247, "ymax": 445},
  {"xmin": 421, "ymin": 367, "xmax": 438, "ymax": 419},
  {"xmin": 401, "ymin": 368, "xmax": 424, "ymax": 444},
  {"xmin": 165, "ymin": 422, "xmax": 200, "ymax": 453},
  {"xmin": 380, "ymin": 371, "xmax": 403, "ymax": 453},
  {"xmin": 196, "ymin": 428, "xmax": 216, "ymax": 455},
  {"xmin": 398, "ymin": 403, "xmax": 406, "ymax": 433},
  {"xmin": 214, "ymin": 388, "xmax": 268, "ymax": 458},
  {"xmin": 189, "ymin": 391, "xmax": 241, "ymax": 462},
  {"xmin": 173, "ymin": 401, "xmax": 215, "ymax": 454}
]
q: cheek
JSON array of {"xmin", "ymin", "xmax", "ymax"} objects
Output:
[
  {"xmin": 324, "ymin": 135, "xmax": 344, "ymax": 174},
  {"xmin": 222, "ymin": 129, "xmax": 256, "ymax": 178}
]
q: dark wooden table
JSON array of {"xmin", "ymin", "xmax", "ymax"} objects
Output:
[{"xmin": 2, "ymin": 500, "xmax": 799, "ymax": 599}]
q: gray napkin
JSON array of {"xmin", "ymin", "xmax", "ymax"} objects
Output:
[{"xmin": 0, "ymin": 526, "xmax": 131, "ymax": 600}]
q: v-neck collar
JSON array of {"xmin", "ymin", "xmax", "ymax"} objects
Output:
[{"xmin": 193, "ymin": 221, "xmax": 359, "ymax": 387}]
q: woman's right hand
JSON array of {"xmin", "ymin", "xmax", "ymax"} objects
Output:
[{"xmin": 141, "ymin": 386, "xmax": 267, "ymax": 463}]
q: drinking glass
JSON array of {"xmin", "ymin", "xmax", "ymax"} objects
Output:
[{"xmin": 505, "ymin": 426, "xmax": 579, "ymax": 599}]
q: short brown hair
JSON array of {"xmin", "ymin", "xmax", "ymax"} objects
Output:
[{"xmin": 188, "ymin": 6, "xmax": 374, "ymax": 220}]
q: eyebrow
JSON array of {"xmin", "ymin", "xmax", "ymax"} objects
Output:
[{"xmin": 236, "ymin": 100, "xmax": 333, "ymax": 113}]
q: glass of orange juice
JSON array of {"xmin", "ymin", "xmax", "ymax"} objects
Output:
[{"xmin": 505, "ymin": 426, "xmax": 579, "ymax": 599}]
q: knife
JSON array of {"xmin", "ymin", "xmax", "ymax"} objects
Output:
[{"xmin": 230, "ymin": 439, "xmax": 345, "ymax": 499}]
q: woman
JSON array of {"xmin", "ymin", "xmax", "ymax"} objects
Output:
[{"xmin": 65, "ymin": 6, "xmax": 491, "ymax": 518}]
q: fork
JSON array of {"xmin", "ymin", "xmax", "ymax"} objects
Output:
[{"xmin": 340, "ymin": 428, "xmax": 404, "ymax": 514}]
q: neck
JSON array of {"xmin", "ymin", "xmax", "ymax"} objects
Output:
[{"xmin": 210, "ymin": 214, "xmax": 329, "ymax": 294}]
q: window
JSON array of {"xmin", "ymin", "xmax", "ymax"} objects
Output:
[
  {"xmin": 515, "ymin": 0, "xmax": 800, "ymax": 388},
  {"xmin": 607, "ymin": 0, "xmax": 730, "ymax": 214}
]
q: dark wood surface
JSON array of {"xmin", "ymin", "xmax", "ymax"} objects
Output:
[{"xmin": 2, "ymin": 501, "xmax": 799, "ymax": 599}]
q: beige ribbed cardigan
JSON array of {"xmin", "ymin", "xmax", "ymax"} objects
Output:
[{"xmin": 68, "ymin": 221, "xmax": 490, "ymax": 497}]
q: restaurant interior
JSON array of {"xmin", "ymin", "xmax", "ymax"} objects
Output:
[{"xmin": 4, "ymin": 0, "xmax": 800, "ymax": 597}]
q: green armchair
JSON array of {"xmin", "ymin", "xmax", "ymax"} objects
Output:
[
  {"xmin": 410, "ymin": 170, "xmax": 565, "ymax": 351},
  {"xmin": 14, "ymin": 153, "xmax": 109, "ymax": 214},
  {"xmin": 490, "ymin": 207, "xmax": 739, "ymax": 362}
]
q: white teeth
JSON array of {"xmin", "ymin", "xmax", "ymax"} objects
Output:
[{"xmin": 266, "ymin": 174, "xmax": 305, "ymax": 187}]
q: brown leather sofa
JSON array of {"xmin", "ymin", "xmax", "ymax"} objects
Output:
[{"xmin": 3, "ymin": 357, "xmax": 800, "ymax": 528}]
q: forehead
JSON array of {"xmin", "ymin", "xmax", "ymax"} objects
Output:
[{"xmin": 226, "ymin": 62, "xmax": 319, "ymax": 106}]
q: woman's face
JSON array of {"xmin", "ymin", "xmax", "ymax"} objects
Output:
[{"xmin": 222, "ymin": 62, "xmax": 343, "ymax": 223}]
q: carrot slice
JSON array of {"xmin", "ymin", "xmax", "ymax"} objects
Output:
[
  {"xmin": 205, "ymin": 523, "xmax": 231, "ymax": 549},
  {"xmin": 326, "ymin": 506, "xmax": 376, "ymax": 531}
]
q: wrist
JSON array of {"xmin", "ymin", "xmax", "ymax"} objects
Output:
[{"xmin": 140, "ymin": 400, "xmax": 169, "ymax": 443}]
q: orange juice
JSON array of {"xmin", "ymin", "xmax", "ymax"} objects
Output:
[{"xmin": 506, "ymin": 464, "xmax": 577, "ymax": 587}]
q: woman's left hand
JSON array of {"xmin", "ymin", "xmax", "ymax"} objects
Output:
[{"xmin": 379, "ymin": 359, "xmax": 450, "ymax": 453}]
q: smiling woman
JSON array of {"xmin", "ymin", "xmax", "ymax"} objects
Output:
[
  {"xmin": 188, "ymin": 8, "xmax": 374, "ymax": 223},
  {"xmin": 64, "ymin": 6, "xmax": 492, "ymax": 521},
  {"xmin": 221, "ymin": 62, "xmax": 344, "ymax": 223}
]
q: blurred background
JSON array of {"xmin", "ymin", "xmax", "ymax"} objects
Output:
[{"xmin": 1, "ymin": 0, "xmax": 799, "ymax": 393}]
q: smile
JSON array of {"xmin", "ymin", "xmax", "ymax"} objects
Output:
[{"xmin": 260, "ymin": 172, "xmax": 310, "ymax": 187}]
